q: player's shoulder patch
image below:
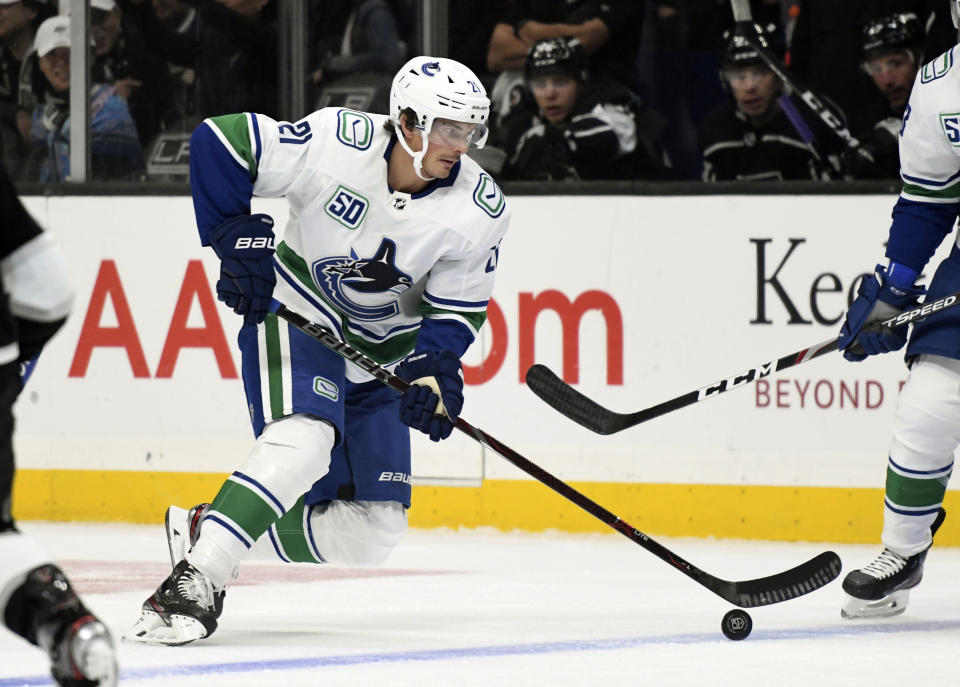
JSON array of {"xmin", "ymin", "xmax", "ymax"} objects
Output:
[
  {"xmin": 920, "ymin": 47, "xmax": 955, "ymax": 84},
  {"xmin": 472, "ymin": 172, "xmax": 506, "ymax": 218},
  {"xmin": 937, "ymin": 111, "xmax": 960, "ymax": 148},
  {"xmin": 334, "ymin": 108, "xmax": 375, "ymax": 150}
]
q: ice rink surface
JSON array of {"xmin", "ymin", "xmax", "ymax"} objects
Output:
[{"xmin": 2, "ymin": 522, "xmax": 959, "ymax": 687}]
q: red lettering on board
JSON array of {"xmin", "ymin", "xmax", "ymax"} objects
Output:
[
  {"xmin": 518, "ymin": 289, "xmax": 623, "ymax": 384},
  {"xmin": 155, "ymin": 260, "xmax": 238, "ymax": 378},
  {"xmin": 69, "ymin": 259, "xmax": 150, "ymax": 377}
]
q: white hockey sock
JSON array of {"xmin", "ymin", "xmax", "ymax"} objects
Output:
[{"xmin": 187, "ymin": 533, "xmax": 245, "ymax": 590}]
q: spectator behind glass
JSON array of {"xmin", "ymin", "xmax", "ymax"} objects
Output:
[
  {"xmin": 113, "ymin": 0, "xmax": 277, "ymax": 123},
  {"xmin": 197, "ymin": 0, "xmax": 278, "ymax": 118},
  {"xmin": 58, "ymin": 0, "xmax": 175, "ymax": 148},
  {"xmin": 499, "ymin": 37, "xmax": 670, "ymax": 181},
  {"xmin": 20, "ymin": 15, "xmax": 144, "ymax": 182},
  {"xmin": 310, "ymin": 0, "xmax": 404, "ymax": 88},
  {"xmin": 447, "ymin": 0, "xmax": 506, "ymax": 84},
  {"xmin": 698, "ymin": 23, "xmax": 840, "ymax": 182},
  {"xmin": 146, "ymin": 0, "xmax": 197, "ymax": 129},
  {"xmin": 843, "ymin": 12, "xmax": 922, "ymax": 180},
  {"xmin": 789, "ymin": 1, "xmax": 955, "ymax": 132},
  {"xmin": 486, "ymin": 1, "xmax": 643, "ymax": 125},
  {"xmin": 0, "ymin": 0, "xmax": 50, "ymax": 170}
]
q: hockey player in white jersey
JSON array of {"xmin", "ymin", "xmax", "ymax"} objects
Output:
[
  {"xmin": 129, "ymin": 56, "xmax": 509, "ymax": 645},
  {"xmin": 836, "ymin": 4, "xmax": 960, "ymax": 619}
]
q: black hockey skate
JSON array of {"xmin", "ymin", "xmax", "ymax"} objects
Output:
[
  {"xmin": 128, "ymin": 559, "xmax": 223, "ymax": 645},
  {"xmin": 6, "ymin": 564, "xmax": 117, "ymax": 686},
  {"xmin": 841, "ymin": 507, "xmax": 946, "ymax": 619}
]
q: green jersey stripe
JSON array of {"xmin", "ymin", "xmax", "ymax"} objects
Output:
[
  {"xmin": 208, "ymin": 113, "xmax": 258, "ymax": 179},
  {"xmin": 418, "ymin": 303, "xmax": 487, "ymax": 334},
  {"xmin": 901, "ymin": 180, "xmax": 960, "ymax": 199}
]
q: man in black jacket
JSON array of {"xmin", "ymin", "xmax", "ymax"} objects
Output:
[
  {"xmin": 698, "ymin": 23, "xmax": 840, "ymax": 182},
  {"xmin": 844, "ymin": 12, "xmax": 922, "ymax": 179},
  {"xmin": 500, "ymin": 37, "xmax": 670, "ymax": 181}
]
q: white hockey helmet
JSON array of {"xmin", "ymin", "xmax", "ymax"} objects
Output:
[
  {"xmin": 953, "ymin": 0, "xmax": 960, "ymax": 29},
  {"xmin": 389, "ymin": 56, "xmax": 490, "ymax": 179}
]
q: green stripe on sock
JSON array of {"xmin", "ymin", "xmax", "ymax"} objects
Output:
[
  {"xmin": 272, "ymin": 496, "xmax": 321, "ymax": 563},
  {"xmin": 210, "ymin": 479, "xmax": 282, "ymax": 542},
  {"xmin": 264, "ymin": 313, "xmax": 284, "ymax": 420},
  {"xmin": 885, "ymin": 467, "xmax": 950, "ymax": 508}
]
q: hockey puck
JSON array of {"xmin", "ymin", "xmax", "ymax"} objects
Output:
[{"xmin": 721, "ymin": 609, "xmax": 752, "ymax": 640}]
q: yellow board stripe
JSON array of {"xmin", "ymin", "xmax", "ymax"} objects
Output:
[{"xmin": 11, "ymin": 469, "xmax": 959, "ymax": 544}]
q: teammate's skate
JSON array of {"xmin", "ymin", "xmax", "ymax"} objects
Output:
[
  {"xmin": 841, "ymin": 508, "xmax": 946, "ymax": 619},
  {"xmin": 128, "ymin": 559, "xmax": 223, "ymax": 645}
]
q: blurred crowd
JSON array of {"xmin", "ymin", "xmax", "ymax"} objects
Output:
[{"xmin": 0, "ymin": 0, "xmax": 954, "ymax": 184}]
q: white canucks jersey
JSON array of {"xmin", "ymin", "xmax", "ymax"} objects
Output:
[
  {"xmin": 898, "ymin": 46, "xmax": 960, "ymax": 207},
  {"xmin": 195, "ymin": 107, "xmax": 510, "ymax": 370}
]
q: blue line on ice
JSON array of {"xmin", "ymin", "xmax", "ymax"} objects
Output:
[{"xmin": 4, "ymin": 619, "xmax": 960, "ymax": 684}]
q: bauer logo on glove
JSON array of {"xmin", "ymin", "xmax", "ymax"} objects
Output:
[{"xmin": 207, "ymin": 214, "xmax": 277, "ymax": 327}]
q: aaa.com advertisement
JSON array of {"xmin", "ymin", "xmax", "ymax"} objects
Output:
[{"xmin": 15, "ymin": 192, "xmax": 952, "ymax": 490}]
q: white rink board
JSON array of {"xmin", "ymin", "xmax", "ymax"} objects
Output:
[{"xmin": 14, "ymin": 192, "xmax": 953, "ymax": 489}]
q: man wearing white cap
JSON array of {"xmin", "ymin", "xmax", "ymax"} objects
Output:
[{"xmin": 19, "ymin": 14, "xmax": 144, "ymax": 181}]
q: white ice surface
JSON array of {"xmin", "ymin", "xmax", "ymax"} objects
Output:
[{"xmin": 1, "ymin": 522, "xmax": 958, "ymax": 687}]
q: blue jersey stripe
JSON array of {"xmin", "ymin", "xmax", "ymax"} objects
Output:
[{"xmin": 423, "ymin": 290, "xmax": 488, "ymax": 309}]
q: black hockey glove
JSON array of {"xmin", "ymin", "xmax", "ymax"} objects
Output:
[
  {"xmin": 395, "ymin": 350, "xmax": 464, "ymax": 442},
  {"xmin": 207, "ymin": 214, "xmax": 277, "ymax": 326}
]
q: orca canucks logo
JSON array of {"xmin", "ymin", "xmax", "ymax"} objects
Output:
[
  {"xmin": 312, "ymin": 238, "xmax": 413, "ymax": 321},
  {"xmin": 421, "ymin": 61, "xmax": 441, "ymax": 76}
]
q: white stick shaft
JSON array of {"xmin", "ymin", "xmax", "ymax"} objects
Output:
[{"xmin": 730, "ymin": 0, "xmax": 752, "ymax": 23}]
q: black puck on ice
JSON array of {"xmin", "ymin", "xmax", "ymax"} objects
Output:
[{"xmin": 721, "ymin": 609, "xmax": 752, "ymax": 640}]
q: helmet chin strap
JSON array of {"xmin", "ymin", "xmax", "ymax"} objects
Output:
[{"xmin": 397, "ymin": 128, "xmax": 436, "ymax": 181}]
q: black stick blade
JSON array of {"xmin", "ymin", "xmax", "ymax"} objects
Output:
[
  {"xmin": 725, "ymin": 551, "xmax": 842, "ymax": 608},
  {"xmin": 525, "ymin": 364, "xmax": 627, "ymax": 434}
]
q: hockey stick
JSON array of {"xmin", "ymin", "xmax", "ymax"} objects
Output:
[
  {"xmin": 729, "ymin": 0, "xmax": 860, "ymax": 153},
  {"xmin": 271, "ymin": 301, "xmax": 841, "ymax": 608},
  {"xmin": 526, "ymin": 291, "xmax": 960, "ymax": 436},
  {"xmin": 777, "ymin": 94, "xmax": 842, "ymax": 176}
]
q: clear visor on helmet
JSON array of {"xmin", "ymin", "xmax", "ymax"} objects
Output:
[
  {"xmin": 722, "ymin": 64, "xmax": 773, "ymax": 85},
  {"xmin": 426, "ymin": 117, "xmax": 488, "ymax": 150}
]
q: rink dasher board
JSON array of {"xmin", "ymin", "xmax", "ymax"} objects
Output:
[{"xmin": 11, "ymin": 193, "xmax": 954, "ymax": 542}]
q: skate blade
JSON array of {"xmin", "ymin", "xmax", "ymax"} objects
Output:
[
  {"xmin": 165, "ymin": 505, "xmax": 190, "ymax": 569},
  {"xmin": 124, "ymin": 609, "xmax": 209, "ymax": 646},
  {"xmin": 840, "ymin": 589, "xmax": 910, "ymax": 619}
]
